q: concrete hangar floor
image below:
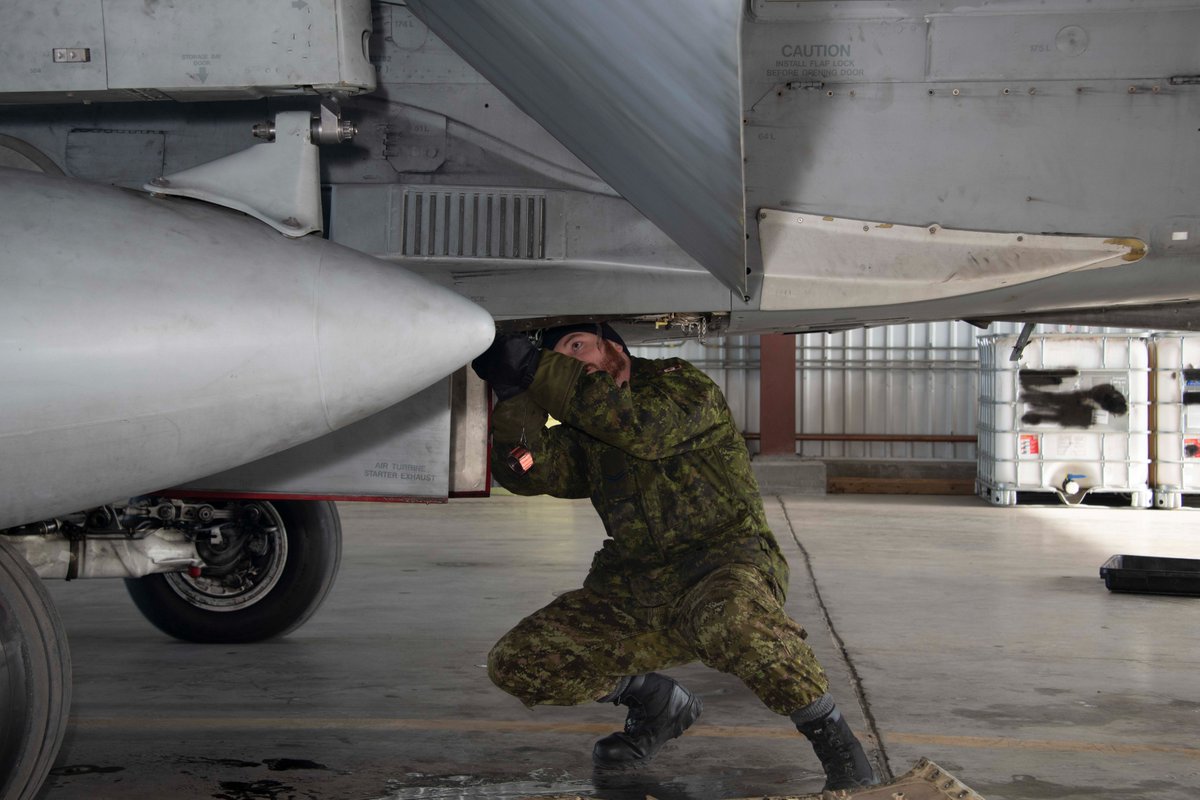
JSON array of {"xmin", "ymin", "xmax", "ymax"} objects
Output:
[{"xmin": 40, "ymin": 491, "xmax": 1199, "ymax": 800}]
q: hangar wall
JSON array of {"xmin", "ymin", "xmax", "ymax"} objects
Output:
[{"xmin": 630, "ymin": 322, "xmax": 1131, "ymax": 462}]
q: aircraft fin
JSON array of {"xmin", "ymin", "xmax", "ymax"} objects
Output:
[
  {"xmin": 144, "ymin": 111, "xmax": 321, "ymax": 237},
  {"xmin": 404, "ymin": 0, "xmax": 749, "ymax": 299}
]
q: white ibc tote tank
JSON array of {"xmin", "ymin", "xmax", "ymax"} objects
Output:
[
  {"xmin": 976, "ymin": 334, "xmax": 1151, "ymax": 507},
  {"xmin": 1149, "ymin": 334, "xmax": 1200, "ymax": 508}
]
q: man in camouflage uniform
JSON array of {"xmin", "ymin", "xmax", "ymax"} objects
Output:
[{"xmin": 471, "ymin": 323, "xmax": 875, "ymax": 791}]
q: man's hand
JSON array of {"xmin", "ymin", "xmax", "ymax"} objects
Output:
[{"xmin": 471, "ymin": 333, "xmax": 541, "ymax": 401}]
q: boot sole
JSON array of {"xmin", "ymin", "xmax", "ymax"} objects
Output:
[{"xmin": 592, "ymin": 694, "xmax": 704, "ymax": 771}]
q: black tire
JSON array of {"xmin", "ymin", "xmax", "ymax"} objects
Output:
[
  {"xmin": 125, "ymin": 500, "xmax": 341, "ymax": 643},
  {"xmin": 0, "ymin": 537, "xmax": 72, "ymax": 800}
]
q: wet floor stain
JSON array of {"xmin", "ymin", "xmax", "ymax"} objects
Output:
[
  {"xmin": 263, "ymin": 758, "xmax": 329, "ymax": 772},
  {"xmin": 178, "ymin": 755, "xmax": 330, "ymax": 773},
  {"xmin": 49, "ymin": 764, "xmax": 125, "ymax": 776},
  {"xmin": 381, "ymin": 771, "xmax": 591, "ymax": 799},
  {"xmin": 376, "ymin": 767, "xmax": 814, "ymax": 800},
  {"xmin": 183, "ymin": 757, "xmax": 262, "ymax": 769},
  {"xmin": 590, "ymin": 770, "xmax": 772, "ymax": 800},
  {"xmin": 213, "ymin": 778, "xmax": 318, "ymax": 800}
]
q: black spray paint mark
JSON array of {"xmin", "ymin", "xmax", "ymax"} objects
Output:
[
  {"xmin": 1018, "ymin": 369, "xmax": 1081, "ymax": 388},
  {"xmin": 1019, "ymin": 369, "xmax": 1128, "ymax": 427}
]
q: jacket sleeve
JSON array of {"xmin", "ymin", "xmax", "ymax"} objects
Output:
[
  {"xmin": 526, "ymin": 352, "xmax": 731, "ymax": 461},
  {"xmin": 490, "ymin": 391, "xmax": 590, "ymax": 498}
]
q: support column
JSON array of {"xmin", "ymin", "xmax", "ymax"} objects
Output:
[
  {"xmin": 753, "ymin": 333, "xmax": 825, "ymax": 494},
  {"xmin": 759, "ymin": 333, "xmax": 797, "ymax": 456}
]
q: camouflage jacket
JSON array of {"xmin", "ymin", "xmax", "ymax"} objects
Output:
[{"xmin": 491, "ymin": 351, "xmax": 789, "ymax": 606}]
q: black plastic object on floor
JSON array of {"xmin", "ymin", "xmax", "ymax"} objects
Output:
[{"xmin": 1100, "ymin": 554, "xmax": 1200, "ymax": 597}]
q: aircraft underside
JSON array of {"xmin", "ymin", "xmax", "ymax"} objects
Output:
[{"xmin": 1, "ymin": 0, "xmax": 1197, "ymax": 339}]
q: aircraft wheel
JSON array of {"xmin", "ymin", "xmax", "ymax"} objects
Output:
[
  {"xmin": 0, "ymin": 537, "xmax": 72, "ymax": 800},
  {"xmin": 125, "ymin": 500, "xmax": 341, "ymax": 643}
]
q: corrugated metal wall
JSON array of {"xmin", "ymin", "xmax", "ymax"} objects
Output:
[{"xmin": 630, "ymin": 322, "xmax": 1132, "ymax": 462}]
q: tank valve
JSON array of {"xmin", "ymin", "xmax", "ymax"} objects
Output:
[{"xmin": 1062, "ymin": 473, "xmax": 1086, "ymax": 496}]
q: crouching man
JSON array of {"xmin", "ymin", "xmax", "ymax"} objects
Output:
[{"xmin": 471, "ymin": 323, "xmax": 876, "ymax": 791}]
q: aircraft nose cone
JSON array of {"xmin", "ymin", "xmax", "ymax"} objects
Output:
[{"xmin": 314, "ymin": 243, "xmax": 495, "ymax": 430}]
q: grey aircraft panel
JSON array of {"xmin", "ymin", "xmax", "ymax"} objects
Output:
[
  {"xmin": 0, "ymin": 0, "xmax": 109, "ymax": 94},
  {"xmin": 404, "ymin": 0, "xmax": 749, "ymax": 299},
  {"xmin": 182, "ymin": 380, "xmax": 453, "ymax": 500},
  {"xmin": 740, "ymin": 0, "xmax": 1200, "ymax": 325},
  {"xmin": 741, "ymin": 3, "xmax": 1200, "ymax": 238},
  {"xmin": 0, "ymin": 0, "xmax": 375, "ymax": 102},
  {"xmin": 326, "ymin": 183, "xmax": 734, "ymax": 321},
  {"xmin": 729, "ymin": 249, "xmax": 1200, "ymax": 336},
  {"xmin": 925, "ymin": 8, "xmax": 1200, "ymax": 82}
]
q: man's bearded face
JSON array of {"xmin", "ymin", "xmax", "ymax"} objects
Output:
[{"xmin": 553, "ymin": 332, "xmax": 631, "ymax": 386}]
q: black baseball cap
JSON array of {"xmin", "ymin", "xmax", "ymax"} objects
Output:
[{"xmin": 541, "ymin": 322, "xmax": 629, "ymax": 354}]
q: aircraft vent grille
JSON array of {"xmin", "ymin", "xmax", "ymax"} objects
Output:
[{"xmin": 399, "ymin": 188, "xmax": 547, "ymax": 259}]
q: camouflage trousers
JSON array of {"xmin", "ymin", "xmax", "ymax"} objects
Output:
[{"xmin": 487, "ymin": 563, "xmax": 829, "ymax": 716}]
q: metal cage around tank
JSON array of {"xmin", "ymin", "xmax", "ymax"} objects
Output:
[{"xmin": 975, "ymin": 334, "xmax": 1152, "ymax": 507}]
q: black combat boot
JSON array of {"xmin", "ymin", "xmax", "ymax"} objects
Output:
[
  {"xmin": 792, "ymin": 699, "xmax": 876, "ymax": 791},
  {"xmin": 592, "ymin": 673, "xmax": 703, "ymax": 769}
]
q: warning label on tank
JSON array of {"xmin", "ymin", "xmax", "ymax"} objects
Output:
[{"xmin": 1018, "ymin": 433, "xmax": 1040, "ymax": 458}]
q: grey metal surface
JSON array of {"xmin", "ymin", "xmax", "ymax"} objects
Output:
[
  {"xmin": 183, "ymin": 380, "xmax": 453, "ymax": 500},
  {"xmin": 147, "ymin": 111, "xmax": 323, "ymax": 237},
  {"xmin": 756, "ymin": 210, "xmax": 1144, "ymax": 311},
  {"xmin": 395, "ymin": 186, "xmax": 549, "ymax": 260},
  {"xmin": 328, "ymin": 183, "xmax": 732, "ymax": 320},
  {"xmin": 734, "ymin": 0, "xmax": 1200, "ymax": 330},
  {"xmin": 0, "ymin": 168, "xmax": 494, "ymax": 529},
  {"xmin": 0, "ymin": 0, "xmax": 108, "ymax": 95},
  {"xmin": 0, "ymin": 134, "xmax": 63, "ymax": 175},
  {"xmin": 8, "ymin": 531, "xmax": 200, "ymax": 580},
  {"xmin": 1, "ymin": 1, "xmax": 1196, "ymax": 332},
  {"xmin": 369, "ymin": 3, "xmax": 605, "ymax": 192},
  {"xmin": 0, "ymin": 1, "xmax": 1196, "ymax": 333},
  {"xmin": 925, "ymin": 8, "xmax": 1200, "ymax": 82},
  {"xmin": 741, "ymin": 0, "xmax": 1199, "ymax": 270},
  {"xmin": 0, "ymin": 0, "xmax": 375, "ymax": 102},
  {"xmin": 404, "ymin": 0, "xmax": 748, "ymax": 298},
  {"xmin": 66, "ymin": 129, "xmax": 165, "ymax": 185}
]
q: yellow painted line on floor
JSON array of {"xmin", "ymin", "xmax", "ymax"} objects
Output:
[
  {"xmin": 70, "ymin": 717, "xmax": 1200, "ymax": 760},
  {"xmin": 71, "ymin": 718, "xmax": 617, "ymax": 735},
  {"xmin": 885, "ymin": 731, "xmax": 1200, "ymax": 760}
]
